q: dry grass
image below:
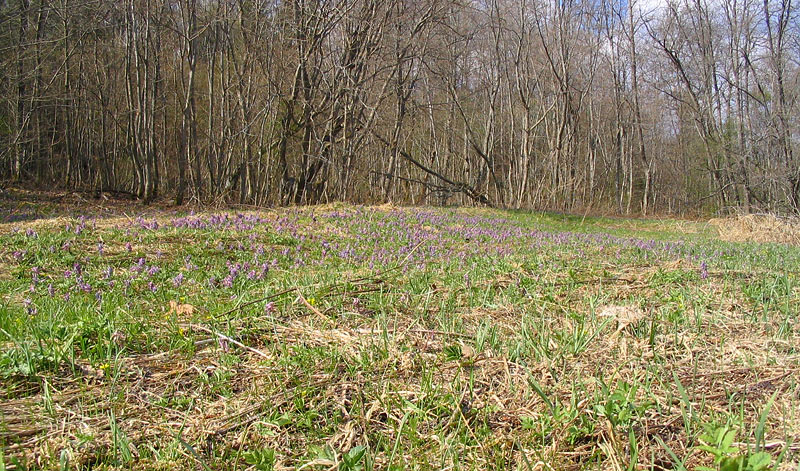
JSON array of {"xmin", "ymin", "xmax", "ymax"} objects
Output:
[
  {"xmin": 711, "ymin": 214, "xmax": 800, "ymax": 246},
  {"xmin": 4, "ymin": 277, "xmax": 797, "ymax": 470},
  {"xmin": 1, "ymin": 202, "xmax": 798, "ymax": 470}
]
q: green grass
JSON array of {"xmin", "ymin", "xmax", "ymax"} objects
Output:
[{"xmin": 0, "ymin": 204, "xmax": 798, "ymax": 470}]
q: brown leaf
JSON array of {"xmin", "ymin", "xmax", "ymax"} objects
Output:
[
  {"xmin": 167, "ymin": 300, "xmax": 195, "ymax": 316},
  {"xmin": 461, "ymin": 344, "xmax": 476, "ymax": 359},
  {"xmin": 598, "ymin": 305, "xmax": 645, "ymax": 332}
]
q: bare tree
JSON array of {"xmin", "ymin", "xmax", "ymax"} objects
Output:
[{"xmin": 1, "ymin": 0, "xmax": 797, "ymax": 215}]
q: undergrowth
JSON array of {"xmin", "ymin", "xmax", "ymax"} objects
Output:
[{"xmin": 1, "ymin": 204, "xmax": 798, "ymax": 470}]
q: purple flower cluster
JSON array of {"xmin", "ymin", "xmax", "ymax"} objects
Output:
[
  {"xmin": 170, "ymin": 213, "xmax": 273, "ymax": 232},
  {"xmin": 136, "ymin": 217, "xmax": 160, "ymax": 230},
  {"xmin": 131, "ymin": 258, "xmax": 146, "ymax": 273},
  {"xmin": 173, "ymin": 272, "xmax": 184, "ymax": 287},
  {"xmin": 700, "ymin": 261, "xmax": 709, "ymax": 279},
  {"xmin": 220, "ymin": 260, "xmax": 270, "ymax": 288},
  {"xmin": 10, "ymin": 205, "xmax": 737, "ymax": 320},
  {"xmin": 65, "ymin": 216, "xmax": 89, "ymax": 234},
  {"xmin": 23, "ymin": 297, "xmax": 37, "ymax": 315}
]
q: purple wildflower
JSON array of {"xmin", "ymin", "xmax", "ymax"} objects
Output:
[
  {"xmin": 184, "ymin": 256, "xmax": 197, "ymax": 271},
  {"xmin": 77, "ymin": 278, "xmax": 91, "ymax": 293},
  {"xmin": 131, "ymin": 258, "xmax": 146, "ymax": 273},
  {"xmin": 258, "ymin": 263, "xmax": 269, "ymax": 280},
  {"xmin": 222, "ymin": 275, "xmax": 234, "ymax": 288},
  {"xmin": 23, "ymin": 298, "xmax": 37, "ymax": 315},
  {"xmin": 700, "ymin": 261, "xmax": 709, "ymax": 280},
  {"xmin": 173, "ymin": 273, "xmax": 184, "ymax": 287},
  {"xmin": 218, "ymin": 335, "xmax": 230, "ymax": 353}
]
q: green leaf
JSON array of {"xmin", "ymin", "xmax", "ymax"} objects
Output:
[
  {"xmin": 271, "ymin": 413, "xmax": 292, "ymax": 427},
  {"xmin": 719, "ymin": 428, "xmax": 738, "ymax": 454},
  {"xmin": 176, "ymin": 433, "xmax": 212, "ymax": 471},
  {"xmin": 443, "ymin": 344, "xmax": 462, "ymax": 362},
  {"xmin": 527, "ymin": 374, "xmax": 555, "ymax": 414},
  {"xmin": 520, "ymin": 416, "xmax": 536, "ymax": 429},
  {"xmin": 719, "ymin": 455, "xmax": 745, "ymax": 471},
  {"xmin": 312, "ymin": 445, "xmax": 336, "ymax": 461},
  {"xmin": 655, "ymin": 436, "xmax": 688, "ymax": 471},
  {"xmin": 341, "ymin": 445, "xmax": 366, "ymax": 470},
  {"xmin": 747, "ymin": 451, "xmax": 771, "ymax": 471},
  {"xmin": 696, "ymin": 445, "xmax": 721, "ymax": 456},
  {"xmin": 244, "ymin": 448, "xmax": 275, "ymax": 471},
  {"xmin": 755, "ymin": 391, "xmax": 778, "ymax": 452}
]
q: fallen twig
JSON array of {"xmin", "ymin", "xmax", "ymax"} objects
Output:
[{"xmin": 184, "ymin": 324, "xmax": 271, "ymax": 360}]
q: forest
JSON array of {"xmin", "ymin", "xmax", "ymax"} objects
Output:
[{"xmin": 1, "ymin": 0, "xmax": 798, "ymax": 214}]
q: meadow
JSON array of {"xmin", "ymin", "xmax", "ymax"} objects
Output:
[{"xmin": 1, "ymin": 202, "xmax": 799, "ymax": 470}]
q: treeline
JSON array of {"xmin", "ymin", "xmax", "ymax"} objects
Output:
[{"xmin": 1, "ymin": 0, "xmax": 798, "ymax": 214}]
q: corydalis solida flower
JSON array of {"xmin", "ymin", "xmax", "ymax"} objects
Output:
[{"xmin": 173, "ymin": 272, "xmax": 184, "ymax": 287}]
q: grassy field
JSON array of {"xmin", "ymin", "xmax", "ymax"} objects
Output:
[{"xmin": 1, "ymin": 201, "xmax": 799, "ymax": 470}]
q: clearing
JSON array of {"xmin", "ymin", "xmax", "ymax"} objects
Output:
[{"xmin": 1, "ymin": 201, "xmax": 799, "ymax": 470}]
